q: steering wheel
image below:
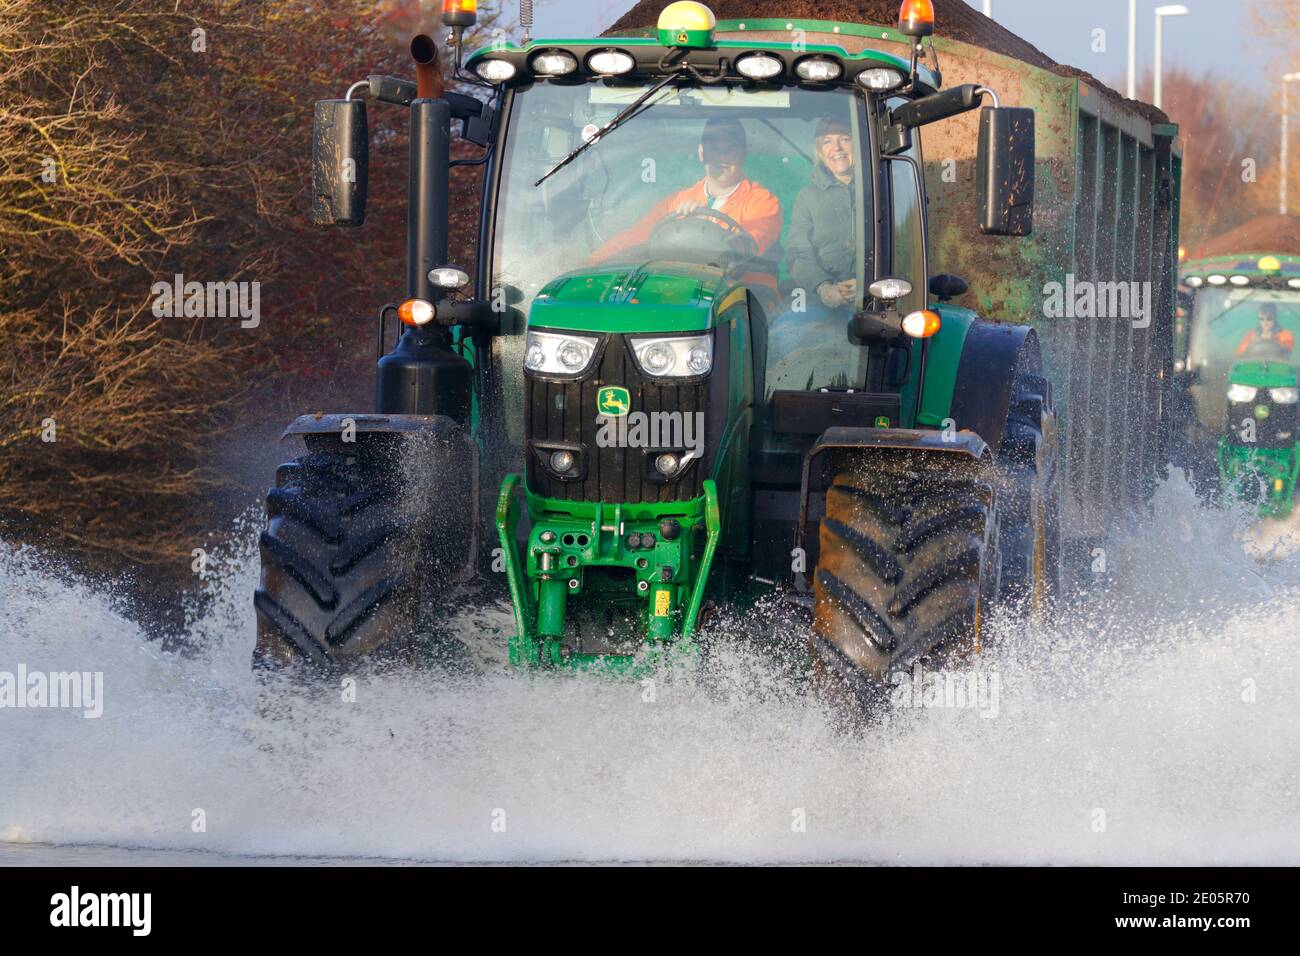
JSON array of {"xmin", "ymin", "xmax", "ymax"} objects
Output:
[
  {"xmin": 1243, "ymin": 339, "xmax": 1292, "ymax": 362},
  {"xmin": 645, "ymin": 206, "xmax": 760, "ymax": 260}
]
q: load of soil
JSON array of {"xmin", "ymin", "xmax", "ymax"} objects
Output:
[
  {"xmin": 605, "ymin": 0, "xmax": 1168, "ymax": 125},
  {"xmin": 1191, "ymin": 214, "xmax": 1300, "ymax": 260}
]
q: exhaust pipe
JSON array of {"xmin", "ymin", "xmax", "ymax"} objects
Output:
[
  {"xmin": 407, "ymin": 98, "xmax": 449, "ymax": 303},
  {"xmin": 410, "ymin": 34, "xmax": 442, "ymax": 100},
  {"xmin": 407, "ymin": 32, "xmax": 448, "ymax": 303}
]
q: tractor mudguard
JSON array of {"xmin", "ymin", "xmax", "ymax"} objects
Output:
[
  {"xmin": 281, "ymin": 412, "xmax": 463, "ymax": 439},
  {"xmin": 281, "ymin": 410, "xmax": 481, "ymax": 583},
  {"xmin": 948, "ymin": 320, "xmax": 1043, "ymax": 453}
]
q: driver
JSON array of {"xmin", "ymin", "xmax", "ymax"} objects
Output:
[
  {"xmin": 589, "ymin": 117, "xmax": 782, "ymax": 263},
  {"xmin": 1237, "ymin": 303, "xmax": 1294, "ymax": 356}
]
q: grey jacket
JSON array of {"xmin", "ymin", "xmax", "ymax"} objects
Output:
[{"xmin": 785, "ymin": 163, "xmax": 859, "ymax": 295}]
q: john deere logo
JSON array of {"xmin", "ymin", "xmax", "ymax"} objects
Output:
[{"xmin": 597, "ymin": 386, "xmax": 630, "ymax": 417}]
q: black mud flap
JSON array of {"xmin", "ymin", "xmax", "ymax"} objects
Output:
[
  {"xmin": 280, "ymin": 411, "xmax": 481, "ymax": 582},
  {"xmin": 949, "ymin": 321, "xmax": 1042, "ymax": 453}
]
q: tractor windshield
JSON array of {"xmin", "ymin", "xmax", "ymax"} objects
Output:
[
  {"xmin": 491, "ymin": 79, "xmax": 869, "ymax": 326},
  {"xmin": 1186, "ymin": 286, "xmax": 1300, "ymax": 427}
]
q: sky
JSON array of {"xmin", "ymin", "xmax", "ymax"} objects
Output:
[{"xmin": 524, "ymin": 0, "xmax": 1292, "ymax": 99}]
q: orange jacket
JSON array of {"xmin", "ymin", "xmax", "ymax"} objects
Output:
[
  {"xmin": 591, "ymin": 177, "xmax": 782, "ymax": 264},
  {"xmin": 1238, "ymin": 329, "xmax": 1295, "ymax": 355}
]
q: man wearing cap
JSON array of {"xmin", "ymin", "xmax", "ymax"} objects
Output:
[
  {"xmin": 590, "ymin": 116, "xmax": 782, "ymax": 263},
  {"xmin": 766, "ymin": 116, "xmax": 862, "ymax": 392}
]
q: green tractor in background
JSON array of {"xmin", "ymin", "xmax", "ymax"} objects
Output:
[
  {"xmin": 1217, "ymin": 349, "xmax": 1300, "ymax": 519},
  {"xmin": 1178, "ymin": 254, "xmax": 1300, "ymax": 518},
  {"xmin": 254, "ymin": 0, "xmax": 1059, "ymax": 698}
]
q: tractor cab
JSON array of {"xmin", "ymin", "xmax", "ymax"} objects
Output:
[
  {"xmin": 1182, "ymin": 255, "xmax": 1300, "ymax": 436},
  {"xmin": 476, "ymin": 14, "xmax": 930, "ymax": 431}
]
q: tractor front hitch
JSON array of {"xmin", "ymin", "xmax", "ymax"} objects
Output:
[{"xmin": 494, "ymin": 477, "xmax": 721, "ymax": 671}]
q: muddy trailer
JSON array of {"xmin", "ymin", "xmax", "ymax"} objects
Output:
[{"xmin": 609, "ymin": 1, "xmax": 1185, "ymax": 539}]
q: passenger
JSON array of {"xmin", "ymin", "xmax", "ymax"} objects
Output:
[
  {"xmin": 589, "ymin": 117, "xmax": 782, "ymax": 263},
  {"xmin": 766, "ymin": 117, "xmax": 861, "ymax": 392},
  {"xmin": 1237, "ymin": 303, "xmax": 1294, "ymax": 357}
]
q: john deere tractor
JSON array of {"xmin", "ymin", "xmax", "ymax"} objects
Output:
[
  {"xmin": 1179, "ymin": 254, "xmax": 1300, "ymax": 517},
  {"xmin": 1217, "ymin": 346, "xmax": 1300, "ymax": 519},
  {"xmin": 254, "ymin": 0, "xmax": 1058, "ymax": 697}
]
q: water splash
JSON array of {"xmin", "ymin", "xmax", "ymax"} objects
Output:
[{"xmin": 1, "ymin": 475, "xmax": 1298, "ymax": 863}]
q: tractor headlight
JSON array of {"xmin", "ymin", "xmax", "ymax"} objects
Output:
[
  {"xmin": 1227, "ymin": 383, "xmax": 1259, "ymax": 403},
  {"xmin": 531, "ymin": 50, "xmax": 578, "ymax": 76},
  {"xmin": 588, "ymin": 49, "xmax": 636, "ymax": 75},
  {"xmin": 1270, "ymin": 387, "xmax": 1300, "ymax": 404},
  {"xmin": 523, "ymin": 329, "xmax": 599, "ymax": 375},
  {"xmin": 655, "ymin": 452, "xmax": 681, "ymax": 476},
  {"xmin": 795, "ymin": 56, "xmax": 843, "ymax": 82},
  {"xmin": 428, "ymin": 266, "xmax": 471, "ymax": 290},
  {"xmin": 629, "ymin": 333, "xmax": 713, "ymax": 378},
  {"xmin": 473, "ymin": 58, "xmax": 517, "ymax": 83},
  {"xmin": 856, "ymin": 67, "xmax": 905, "ymax": 91},
  {"xmin": 735, "ymin": 53, "xmax": 783, "ymax": 80}
]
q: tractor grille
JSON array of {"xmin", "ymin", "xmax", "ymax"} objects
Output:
[{"xmin": 525, "ymin": 333, "xmax": 708, "ymax": 504}]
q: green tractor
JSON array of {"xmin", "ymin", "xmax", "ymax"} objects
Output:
[
  {"xmin": 254, "ymin": 0, "xmax": 1060, "ymax": 697},
  {"xmin": 1217, "ymin": 349, "xmax": 1300, "ymax": 519},
  {"xmin": 1178, "ymin": 254, "xmax": 1300, "ymax": 516}
]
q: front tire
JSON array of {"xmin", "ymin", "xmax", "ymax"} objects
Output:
[
  {"xmin": 811, "ymin": 450, "xmax": 1001, "ymax": 696},
  {"xmin": 253, "ymin": 432, "xmax": 472, "ymax": 673}
]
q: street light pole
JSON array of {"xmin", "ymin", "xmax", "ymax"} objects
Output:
[
  {"xmin": 1153, "ymin": 5, "xmax": 1189, "ymax": 111},
  {"xmin": 1127, "ymin": 0, "xmax": 1137, "ymax": 100},
  {"xmin": 983, "ymin": 0, "xmax": 992, "ymax": 18},
  {"xmin": 1284, "ymin": 73, "xmax": 1300, "ymax": 215}
]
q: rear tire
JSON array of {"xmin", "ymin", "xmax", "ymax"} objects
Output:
[
  {"xmin": 253, "ymin": 432, "xmax": 473, "ymax": 673},
  {"xmin": 811, "ymin": 450, "xmax": 1001, "ymax": 699}
]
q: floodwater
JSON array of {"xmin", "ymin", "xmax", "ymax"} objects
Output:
[{"xmin": 1, "ymin": 474, "xmax": 1297, "ymax": 864}]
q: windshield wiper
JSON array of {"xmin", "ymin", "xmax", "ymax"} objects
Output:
[{"xmin": 534, "ymin": 72, "xmax": 680, "ymax": 188}]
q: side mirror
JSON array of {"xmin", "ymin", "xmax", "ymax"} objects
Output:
[
  {"xmin": 891, "ymin": 84, "xmax": 983, "ymax": 129},
  {"xmin": 928, "ymin": 273, "xmax": 968, "ymax": 302},
  {"xmin": 311, "ymin": 99, "xmax": 369, "ymax": 227},
  {"xmin": 976, "ymin": 106, "xmax": 1035, "ymax": 236}
]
